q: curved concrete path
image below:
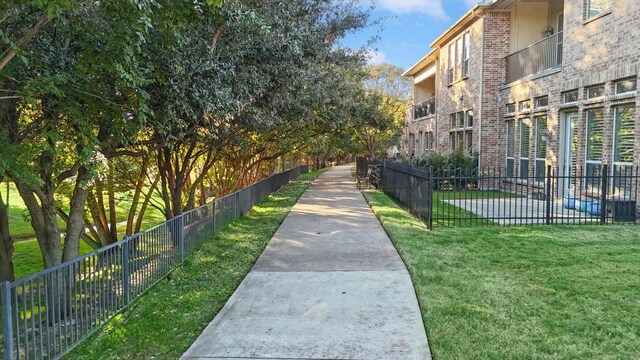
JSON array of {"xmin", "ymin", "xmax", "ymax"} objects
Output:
[{"xmin": 182, "ymin": 166, "xmax": 431, "ymax": 360}]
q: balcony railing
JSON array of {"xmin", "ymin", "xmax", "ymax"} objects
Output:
[
  {"xmin": 506, "ymin": 31, "xmax": 563, "ymax": 83},
  {"xmin": 413, "ymin": 97, "xmax": 435, "ymax": 120}
]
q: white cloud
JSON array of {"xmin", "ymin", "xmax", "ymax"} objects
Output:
[
  {"xmin": 363, "ymin": 0, "xmax": 449, "ymax": 21},
  {"xmin": 366, "ymin": 50, "xmax": 387, "ymax": 65}
]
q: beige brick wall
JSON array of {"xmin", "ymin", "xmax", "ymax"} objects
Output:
[{"xmin": 495, "ymin": 0, "xmax": 640, "ymax": 175}]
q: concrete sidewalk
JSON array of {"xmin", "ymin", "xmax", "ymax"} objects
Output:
[{"xmin": 182, "ymin": 166, "xmax": 431, "ymax": 360}]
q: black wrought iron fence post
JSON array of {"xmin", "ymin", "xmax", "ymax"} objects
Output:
[
  {"xmin": 428, "ymin": 167, "xmax": 434, "ymax": 230},
  {"xmin": 2, "ymin": 280, "xmax": 13, "ymax": 360},
  {"xmin": 600, "ymin": 164, "xmax": 609, "ymax": 225},
  {"xmin": 545, "ymin": 165, "xmax": 552, "ymax": 225},
  {"xmin": 121, "ymin": 240, "xmax": 131, "ymax": 305}
]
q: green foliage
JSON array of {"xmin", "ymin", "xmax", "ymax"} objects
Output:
[{"xmin": 364, "ymin": 189, "xmax": 640, "ymax": 360}]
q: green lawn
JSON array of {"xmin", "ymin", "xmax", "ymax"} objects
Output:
[
  {"xmin": 13, "ymin": 240, "xmax": 95, "ymax": 280},
  {"xmin": 363, "ymin": 189, "xmax": 640, "ymax": 360},
  {"xmin": 65, "ymin": 169, "xmax": 324, "ymax": 359}
]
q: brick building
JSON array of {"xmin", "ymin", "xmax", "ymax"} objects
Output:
[{"xmin": 402, "ymin": 0, "xmax": 638, "ymax": 196}]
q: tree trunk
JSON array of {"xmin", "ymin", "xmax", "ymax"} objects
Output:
[
  {"xmin": 107, "ymin": 164, "xmax": 118, "ymax": 242},
  {"xmin": 15, "ymin": 182, "xmax": 62, "ymax": 269},
  {"xmin": 62, "ymin": 166, "xmax": 91, "ymax": 262},
  {"xmin": 0, "ymin": 190, "xmax": 15, "ymax": 282},
  {"xmin": 126, "ymin": 158, "xmax": 148, "ymax": 236}
]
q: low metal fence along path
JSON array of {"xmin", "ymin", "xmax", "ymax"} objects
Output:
[
  {"xmin": 378, "ymin": 161, "xmax": 639, "ymax": 229},
  {"xmin": 0, "ymin": 166, "xmax": 308, "ymax": 360}
]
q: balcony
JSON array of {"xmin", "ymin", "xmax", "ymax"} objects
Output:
[
  {"xmin": 412, "ymin": 97, "xmax": 436, "ymax": 120},
  {"xmin": 506, "ymin": 31, "xmax": 563, "ymax": 83}
]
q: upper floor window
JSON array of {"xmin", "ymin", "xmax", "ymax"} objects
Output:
[
  {"xmin": 586, "ymin": 84, "xmax": 605, "ymax": 100},
  {"xmin": 586, "ymin": 0, "xmax": 611, "ymax": 19},
  {"xmin": 563, "ymin": 90, "xmax": 578, "ymax": 104},
  {"xmin": 615, "ymin": 78, "xmax": 637, "ymax": 95},
  {"xmin": 506, "ymin": 103, "xmax": 516, "ymax": 114},
  {"xmin": 448, "ymin": 44, "xmax": 455, "ymax": 84},
  {"xmin": 463, "ymin": 33, "xmax": 470, "ymax": 78},
  {"xmin": 466, "ymin": 110, "xmax": 474, "ymax": 127},
  {"xmin": 535, "ymin": 96, "xmax": 549, "ymax": 109},
  {"xmin": 448, "ymin": 33, "xmax": 471, "ymax": 83}
]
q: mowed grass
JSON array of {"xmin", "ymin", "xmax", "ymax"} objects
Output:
[
  {"xmin": 65, "ymin": 169, "xmax": 324, "ymax": 360},
  {"xmin": 363, "ymin": 189, "xmax": 640, "ymax": 360},
  {"xmin": 13, "ymin": 240, "xmax": 94, "ymax": 280}
]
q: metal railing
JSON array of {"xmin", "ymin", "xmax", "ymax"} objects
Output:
[
  {"xmin": 379, "ymin": 161, "xmax": 639, "ymax": 229},
  {"xmin": 412, "ymin": 97, "xmax": 435, "ymax": 120},
  {"xmin": 380, "ymin": 161, "xmax": 433, "ymax": 227},
  {"xmin": 0, "ymin": 165, "xmax": 308, "ymax": 360},
  {"xmin": 506, "ymin": 31, "xmax": 563, "ymax": 83}
]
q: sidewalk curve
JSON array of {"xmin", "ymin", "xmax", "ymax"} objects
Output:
[{"xmin": 182, "ymin": 165, "xmax": 431, "ymax": 360}]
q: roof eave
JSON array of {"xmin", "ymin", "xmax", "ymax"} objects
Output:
[{"xmin": 402, "ymin": 49, "xmax": 438, "ymax": 78}]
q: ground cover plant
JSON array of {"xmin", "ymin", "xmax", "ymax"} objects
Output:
[
  {"xmin": 363, "ymin": 189, "xmax": 640, "ymax": 359},
  {"xmin": 65, "ymin": 169, "xmax": 324, "ymax": 359}
]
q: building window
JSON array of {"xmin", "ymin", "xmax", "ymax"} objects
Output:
[
  {"xmin": 418, "ymin": 131, "xmax": 424, "ymax": 156},
  {"xmin": 506, "ymin": 103, "xmax": 516, "ymax": 114},
  {"xmin": 613, "ymin": 104, "xmax": 635, "ymax": 195},
  {"xmin": 450, "ymin": 111, "xmax": 473, "ymax": 155},
  {"xmin": 466, "ymin": 110, "xmax": 473, "ymax": 127},
  {"xmin": 456, "ymin": 38, "xmax": 463, "ymax": 79},
  {"xmin": 519, "ymin": 100, "xmax": 531, "ymax": 112},
  {"xmin": 520, "ymin": 119, "xmax": 530, "ymax": 178},
  {"xmin": 463, "ymin": 33, "xmax": 470, "ymax": 78},
  {"xmin": 506, "ymin": 120, "xmax": 515, "ymax": 177},
  {"xmin": 585, "ymin": 108, "xmax": 604, "ymax": 189},
  {"xmin": 534, "ymin": 115, "xmax": 548, "ymax": 180},
  {"xmin": 586, "ymin": 0, "xmax": 611, "ymax": 19},
  {"xmin": 448, "ymin": 44, "xmax": 455, "ymax": 84},
  {"xmin": 586, "ymin": 84, "xmax": 605, "ymax": 99},
  {"xmin": 563, "ymin": 90, "xmax": 579, "ymax": 103},
  {"xmin": 426, "ymin": 131, "xmax": 435, "ymax": 151},
  {"xmin": 613, "ymin": 105, "xmax": 635, "ymax": 164},
  {"xmin": 409, "ymin": 133, "xmax": 416, "ymax": 156},
  {"xmin": 535, "ymin": 96, "xmax": 548, "ymax": 109},
  {"xmin": 615, "ymin": 78, "xmax": 637, "ymax": 95}
]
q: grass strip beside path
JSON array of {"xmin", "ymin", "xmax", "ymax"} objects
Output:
[
  {"xmin": 66, "ymin": 169, "xmax": 324, "ymax": 359},
  {"xmin": 363, "ymin": 189, "xmax": 640, "ymax": 360}
]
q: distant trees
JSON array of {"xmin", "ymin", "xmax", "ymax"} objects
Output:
[
  {"xmin": 353, "ymin": 64, "xmax": 410, "ymax": 158},
  {"xmin": 0, "ymin": 0, "xmax": 380, "ymax": 281}
]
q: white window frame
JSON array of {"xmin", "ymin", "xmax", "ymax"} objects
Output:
[
  {"xmin": 506, "ymin": 120, "xmax": 515, "ymax": 177},
  {"xmin": 612, "ymin": 104, "xmax": 634, "ymax": 167},
  {"xmin": 506, "ymin": 103, "xmax": 516, "ymax": 115},
  {"xmin": 586, "ymin": 84, "xmax": 605, "ymax": 100},
  {"xmin": 534, "ymin": 96, "xmax": 549, "ymax": 109},
  {"xmin": 448, "ymin": 44, "xmax": 455, "ymax": 84},
  {"xmin": 586, "ymin": 0, "xmax": 611, "ymax": 19},
  {"xmin": 519, "ymin": 100, "xmax": 532, "ymax": 112},
  {"xmin": 585, "ymin": 108, "xmax": 604, "ymax": 190},
  {"xmin": 534, "ymin": 115, "xmax": 547, "ymax": 181},
  {"xmin": 614, "ymin": 78, "xmax": 637, "ymax": 95},
  {"xmin": 463, "ymin": 33, "xmax": 470, "ymax": 78},
  {"xmin": 519, "ymin": 118, "xmax": 531, "ymax": 178},
  {"xmin": 563, "ymin": 90, "xmax": 579, "ymax": 104}
]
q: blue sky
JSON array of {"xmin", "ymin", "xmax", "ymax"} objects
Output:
[{"xmin": 342, "ymin": 0, "xmax": 477, "ymax": 70}]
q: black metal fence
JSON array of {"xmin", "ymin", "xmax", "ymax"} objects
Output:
[
  {"xmin": 379, "ymin": 161, "xmax": 639, "ymax": 229},
  {"xmin": 0, "ymin": 165, "xmax": 308, "ymax": 360}
]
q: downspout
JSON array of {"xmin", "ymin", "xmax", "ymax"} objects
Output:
[{"xmin": 473, "ymin": 8, "xmax": 484, "ymax": 172}]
